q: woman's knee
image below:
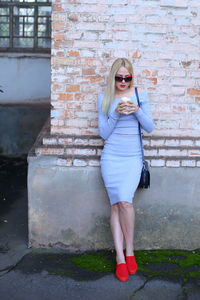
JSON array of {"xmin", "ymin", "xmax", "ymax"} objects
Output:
[
  {"xmin": 111, "ymin": 202, "xmax": 119, "ymax": 213},
  {"xmin": 118, "ymin": 201, "xmax": 133, "ymax": 211}
]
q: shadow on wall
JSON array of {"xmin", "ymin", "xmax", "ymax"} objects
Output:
[{"xmin": 0, "ymin": 102, "xmax": 50, "ymax": 156}]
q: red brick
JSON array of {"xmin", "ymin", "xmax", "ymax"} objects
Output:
[
  {"xmin": 53, "ymin": 4, "xmax": 63, "ymax": 12},
  {"xmin": 188, "ymin": 150, "xmax": 200, "ymax": 156},
  {"xmin": 68, "ymin": 50, "xmax": 80, "ymax": 56},
  {"xmin": 132, "ymin": 50, "xmax": 141, "ymax": 58},
  {"xmin": 52, "ymin": 33, "xmax": 65, "ymax": 39},
  {"xmin": 53, "ymin": 40, "xmax": 61, "ymax": 48},
  {"xmin": 89, "ymin": 119, "xmax": 98, "ymax": 128},
  {"xmin": 75, "ymin": 93, "xmax": 86, "ymax": 101},
  {"xmin": 52, "ymin": 22, "xmax": 67, "ymax": 31},
  {"xmin": 64, "ymin": 111, "xmax": 75, "ymax": 118},
  {"xmin": 187, "ymin": 88, "xmax": 200, "ymax": 96},
  {"xmin": 56, "ymin": 51, "xmax": 65, "ymax": 57},
  {"xmin": 82, "ymin": 68, "xmax": 96, "ymax": 75},
  {"xmin": 142, "ymin": 69, "xmax": 151, "ymax": 76},
  {"xmin": 172, "ymin": 105, "xmax": 186, "ymax": 112},
  {"xmin": 36, "ymin": 148, "xmax": 64, "ymax": 156},
  {"xmin": 58, "ymin": 93, "xmax": 74, "ymax": 101},
  {"xmin": 89, "ymin": 76, "xmax": 104, "ymax": 84},
  {"xmin": 195, "ymin": 97, "xmax": 200, "ymax": 103},
  {"xmin": 66, "ymin": 85, "xmax": 80, "ymax": 92},
  {"xmin": 147, "ymin": 77, "xmax": 157, "ymax": 85}
]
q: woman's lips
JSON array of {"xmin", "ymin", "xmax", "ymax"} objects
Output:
[{"xmin": 120, "ymin": 85, "xmax": 126, "ymax": 88}]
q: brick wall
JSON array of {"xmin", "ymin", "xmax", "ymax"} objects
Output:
[{"xmin": 34, "ymin": 0, "xmax": 200, "ymax": 167}]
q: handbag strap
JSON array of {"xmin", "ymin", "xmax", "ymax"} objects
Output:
[{"xmin": 135, "ymin": 87, "xmax": 145, "ymax": 163}]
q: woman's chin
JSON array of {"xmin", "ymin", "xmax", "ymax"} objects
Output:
[{"xmin": 117, "ymin": 86, "xmax": 129, "ymax": 92}]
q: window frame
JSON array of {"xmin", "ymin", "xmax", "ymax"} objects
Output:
[{"xmin": 0, "ymin": 0, "xmax": 51, "ymax": 53}]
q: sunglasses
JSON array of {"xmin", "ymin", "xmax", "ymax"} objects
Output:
[{"xmin": 115, "ymin": 76, "xmax": 132, "ymax": 83}]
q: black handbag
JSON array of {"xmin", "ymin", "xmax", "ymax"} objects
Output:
[{"xmin": 135, "ymin": 87, "xmax": 150, "ymax": 189}]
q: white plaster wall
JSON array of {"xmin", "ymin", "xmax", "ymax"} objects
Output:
[{"xmin": 0, "ymin": 53, "xmax": 51, "ymax": 103}]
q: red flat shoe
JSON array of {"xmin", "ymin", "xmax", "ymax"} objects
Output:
[
  {"xmin": 124, "ymin": 248, "xmax": 137, "ymax": 275},
  {"xmin": 116, "ymin": 263, "xmax": 129, "ymax": 281}
]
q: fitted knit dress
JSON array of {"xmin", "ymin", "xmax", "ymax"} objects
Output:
[{"xmin": 97, "ymin": 88, "xmax": 154, "ymax": 206}]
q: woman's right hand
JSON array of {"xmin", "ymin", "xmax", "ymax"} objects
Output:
[{"xmin": 115, "ymin": 101, "xmax": 128, "ymax": 114}]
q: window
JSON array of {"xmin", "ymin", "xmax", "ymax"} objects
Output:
[{"xmin": 0, "ymin": 0, "xmax": 51, "ymax": 53}]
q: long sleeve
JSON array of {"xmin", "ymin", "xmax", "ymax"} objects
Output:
[
  {"xmin": 134, "ymin": 90, "xmax": 154, "ymax": 133},
  {"xmin": 97, "ymin": 94, "xmax": 120, "ymax": 140}
]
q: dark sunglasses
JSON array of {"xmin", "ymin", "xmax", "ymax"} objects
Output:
[{"xmin": 115, "ymin": 76, "xmax": 132, "ymax": 83}]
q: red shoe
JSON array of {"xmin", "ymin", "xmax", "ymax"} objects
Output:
[
  {"xmin": 124, "ymin": 248, "xmax": 137, "ymax": 275},
  {"xmin": 116, "ymin": 263, "xmax": 129, "ymax": 281}
]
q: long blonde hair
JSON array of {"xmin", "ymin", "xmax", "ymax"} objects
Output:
[{"xmin": 102, "ymin": 58, "xmax": 134, "ymax": 115}]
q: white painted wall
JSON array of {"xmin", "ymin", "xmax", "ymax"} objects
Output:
[{"xmin": 0, "ymin": 53, "xmax": 51, "ymax": 103}]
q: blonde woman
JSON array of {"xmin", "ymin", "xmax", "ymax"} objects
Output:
[{"xmin": 97, "ymin": 58, "xmax": 154, "ymax": 282}]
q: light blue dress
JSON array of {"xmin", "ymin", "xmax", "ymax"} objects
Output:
[{"xmin": 97, "ymin": 89, "xmax": 154, "ymax": 206}]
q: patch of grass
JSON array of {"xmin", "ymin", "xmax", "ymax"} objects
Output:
[
  {"xmin": 136, "ymin": 249, "xmax": 200, "ymax": 282},
  {"xmin": 71, "ymin": 252, "xmax": 115, "ymax": 272},
  {"xmin": 70, "ymin": 249, "xmax": 200, "ymax": 283},
  {"xmin": 136, "ymin": 249, "xmax": 200, "ymax": 268}
]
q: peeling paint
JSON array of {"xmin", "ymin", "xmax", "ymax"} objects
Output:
[{"xmin": 181, "ymin": 61, "xmax": 192, "ymax": 68}]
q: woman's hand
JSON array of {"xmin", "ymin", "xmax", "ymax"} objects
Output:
[
  {"xmin": 115, "ymin": 101, "xmax": 139, "ymax": 115},
  {"xmin": 115, "ymin": 101, "xmax": 126, "ymax": 114}
]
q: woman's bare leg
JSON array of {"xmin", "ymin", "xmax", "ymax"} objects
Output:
[
  {"xmin": 110, "ymin": 203, "xmax": 125, "ymax": 264},
  {"xmin": 118, "ymin": 202, "xmax": 135, "ymax": 256}
]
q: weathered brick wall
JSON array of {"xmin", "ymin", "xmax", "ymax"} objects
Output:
[{"xmin": 34, "ymin": 0, "xmax": 200, "ymax": 166}]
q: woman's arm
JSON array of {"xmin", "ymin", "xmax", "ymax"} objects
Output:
[
  {"xmin": 134, "ymin": 89, "xmax": 154, "ymax": 133},
  {"xmin": 97, "ymin": 94, "xmax": 120, "ymax": 140}
]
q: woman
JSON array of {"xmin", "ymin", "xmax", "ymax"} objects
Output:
[{"xmin": 97, "ymin": 58, "xmax": 154, "ymax": 282}]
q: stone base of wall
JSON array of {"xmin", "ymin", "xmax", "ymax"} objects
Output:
[{"xmin": 28, "ymin": 148, "xmax": 200, "ymax": 251}]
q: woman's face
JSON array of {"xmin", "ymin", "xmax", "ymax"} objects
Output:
[{"xmin": 115, "ymin": 66, "xmax": 132, "ymax": 92}]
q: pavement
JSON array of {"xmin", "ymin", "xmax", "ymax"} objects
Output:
[{"xmin": 0, "ymin": 155, "xmax": 200, "ymax": 300}]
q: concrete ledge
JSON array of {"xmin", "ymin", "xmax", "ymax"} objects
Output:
[{"xmin": 27, "ymin": 155, "xmax": 200, "ymax": 251}]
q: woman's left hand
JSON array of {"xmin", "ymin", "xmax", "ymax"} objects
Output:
[{"xmin": 122, "ymin": 101, "xmax": 139, "ymax": 115}]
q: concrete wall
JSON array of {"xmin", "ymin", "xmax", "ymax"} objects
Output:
[
  {"xmin": 27, "ymin": 154, "xmax": 200, "ymax": 251},
  {"xmin": 0, "ymin": 104, "xmax": 50, "ymax": 156},
  {"xmin": 0, "ymin": 53, "xmax": 50, "ymax": 103}
]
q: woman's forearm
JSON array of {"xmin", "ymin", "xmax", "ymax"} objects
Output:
[{"xmin": 97, "ymin": 95, "xmax": 120, "ymax": 140}]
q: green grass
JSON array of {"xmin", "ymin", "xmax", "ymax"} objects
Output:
[
  {"xmin": 70, "ymin": 249, "xmax": 200, "ymax": 283},
  {"xmin": 71, "ymin": 252, "xmax": 115, "ymax": 272},
  {"xmin": 136, "ymin": 249, "xmax": 200, "ymax": 268}
]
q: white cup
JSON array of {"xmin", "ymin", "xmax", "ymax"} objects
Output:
[{"xmin": 121, "ymin": 97, "xmax": 131, "ymax": 102}]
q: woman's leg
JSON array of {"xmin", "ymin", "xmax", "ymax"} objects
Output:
[
  {"xmin": 118, "ymin": 202, "xmax": 135, "ymax": 256},
  {"xmin": 110, "ymin": 203, "xmax": 125, "ymax": 264}
]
